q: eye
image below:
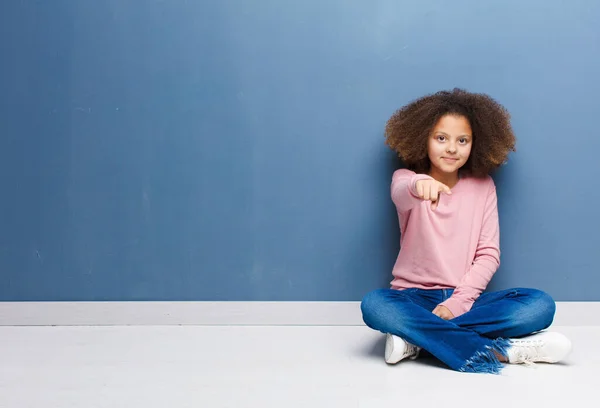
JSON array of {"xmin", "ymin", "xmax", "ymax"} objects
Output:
[{"xmin": 436, "ymin": 135, "xmax": 446, "ymax": 142}]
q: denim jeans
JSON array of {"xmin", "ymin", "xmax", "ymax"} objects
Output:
[{"xmin": 360, "ymin": 287, "xmax": 556, "ymax": 373}]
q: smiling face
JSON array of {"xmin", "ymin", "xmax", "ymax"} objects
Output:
[{"xmin": 427, "ymin": 114, "xmax": 473, "ymax": 183}]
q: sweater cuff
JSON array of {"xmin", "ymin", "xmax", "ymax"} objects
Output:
[{"xmin": 439, "ymin": 296, "xmax": 472, "ymax": 318}]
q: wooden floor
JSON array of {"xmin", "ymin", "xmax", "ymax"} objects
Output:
[{"xmin": 0, "ymin": 325, "xmax": 594, "ymax": 407}]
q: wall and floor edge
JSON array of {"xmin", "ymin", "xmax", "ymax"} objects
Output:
[{"xmin": 0, "ymin": 301, "xmax": 596, "ymax": 326}]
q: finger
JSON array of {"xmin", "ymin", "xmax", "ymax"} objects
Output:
[
  {"xmin": 431, "ymin": 184, "xmax": 440, "ymax": 210},
  {"xmin": 441, "ymin": 183, "xmax": 452, "ymax": 195},
  {"xmin": 416, "ymin": 181, "xmax": 424, "ymax": 198},
  {"xmin": 432, "ymin": 184, "xmax": 440, "ymax": 206},
  {"xmin": 423, "ymin": 183, "xmax": 430, "ymax": 200},
  {"xmin": 430, "ymin": 184, "xmax": 439, "ymax": 202}
]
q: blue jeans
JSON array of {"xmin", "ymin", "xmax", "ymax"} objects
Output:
[{"xmin": 360, "ymin": 287, "xmax": 556, "ymax": 373}]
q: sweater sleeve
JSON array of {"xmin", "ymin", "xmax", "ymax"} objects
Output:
[
  {"xmin": 439, "ymin": 180, "xmax": 501, "ymax": 317},
  {"xmin": 391, "ymin": 169, "xmax": 434, "ymax": 213}
]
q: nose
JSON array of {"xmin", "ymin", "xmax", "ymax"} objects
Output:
[{"xmin": 447, "ymin": 143, "xmax": 457, "ymax": 153}]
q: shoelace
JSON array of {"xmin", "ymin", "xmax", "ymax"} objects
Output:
[{"xmin": 510, "ymin": 338, "xmax": 545, "ymax": 365}]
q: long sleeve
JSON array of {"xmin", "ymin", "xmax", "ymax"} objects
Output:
[
  {"xmin": 439, "ymin": 182, "xmax": 501, "ymax": 317},
  {"xmin": 391, "ymin": 169, "xmax": 434, "ymax": 213}
]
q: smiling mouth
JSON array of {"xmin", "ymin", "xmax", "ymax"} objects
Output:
[{"xmin": 442, "ymin": 157, "xmax": 459, "ymax": 162}]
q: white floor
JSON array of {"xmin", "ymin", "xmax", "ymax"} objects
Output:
[{"xmin": 0, "ymin": 325, "xmax": 595, "ymax": 407}]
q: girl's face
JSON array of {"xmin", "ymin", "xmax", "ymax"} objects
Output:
[{"xmin": 428, "ymin": 114, "xmax": 473, "ymax": 178}]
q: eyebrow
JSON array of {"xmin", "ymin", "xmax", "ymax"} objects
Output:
[{"xmin": 435, "ymin": 131, "xmax": 472, "ymax": 138}]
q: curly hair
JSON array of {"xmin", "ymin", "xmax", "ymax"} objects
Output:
[{"xmin": 385, "ymin": 88, "xmax": 516, "ymax": 177}]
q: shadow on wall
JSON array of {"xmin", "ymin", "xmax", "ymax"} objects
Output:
[{"xmin": 486, "ymin": 164, "xmax": 515, "ymax": 293}]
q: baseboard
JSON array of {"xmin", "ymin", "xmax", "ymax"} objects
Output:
[{"xmin": 0, "ymin": 301, "xmax": 597, "ymax": 326}]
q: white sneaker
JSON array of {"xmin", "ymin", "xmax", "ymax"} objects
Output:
[
  {"xmin": 384, "ymin": 333, "xmax": 420, "ymax": 364},
  {"xmin": 507, "ymin": 331, "xmax": 572, "ymax": 365}
]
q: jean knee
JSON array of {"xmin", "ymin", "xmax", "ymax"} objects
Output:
[
  {"xmin": 535, "ymin": 290, "xmax": 556, "ymax": 329},
  {"xmin": 514, "ymin": 289, "xmax": 556, "ymax": 332},
  {"xmin": 360, "ymin": 289, "xmax": 387, "ymax": 328},
  {"xmin": 360, "ymin": 288, "xmax": 411, "ymax": 333}
]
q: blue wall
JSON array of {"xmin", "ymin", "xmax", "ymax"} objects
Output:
[{"xmin": 1, "ymin": 1, "xmax": 599, "ymax": 301}]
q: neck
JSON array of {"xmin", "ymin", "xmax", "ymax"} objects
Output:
[{"xmin": 428, "ymin": 168, "xmax": 460, "ymax": 188}]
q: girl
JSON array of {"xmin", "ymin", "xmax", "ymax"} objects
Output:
[{"xmin": 361, "ymin": 89, "xmax": 571, "ymax": 374}]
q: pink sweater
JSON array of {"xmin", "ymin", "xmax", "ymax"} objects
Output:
[{"xmin": 390, "ymin": 169, "xmax": 501, "ymax": 317}]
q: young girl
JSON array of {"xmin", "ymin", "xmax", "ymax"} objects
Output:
[{"xmin": 361, "ymin": 89, "xmax": 572, "ymax": 374}]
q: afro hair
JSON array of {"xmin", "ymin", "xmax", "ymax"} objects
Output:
[{"xmin": 385, "ymin": 88, "xmax": 516, "ymax": 177}]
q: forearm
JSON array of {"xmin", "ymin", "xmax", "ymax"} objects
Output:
[{"xmin": 440, "ymin": 253, "xmax": 500, "ymax": 317}]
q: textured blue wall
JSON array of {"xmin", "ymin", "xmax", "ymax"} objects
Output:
[{"xmin": 1, "ymin": 1, "xmax": 598, "ymax": 301}]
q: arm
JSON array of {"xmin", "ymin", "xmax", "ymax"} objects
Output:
[
  {"xmin": 391, "ymin": 169, "xmax": 434, "ymax": 213},
  {"xmin": 439, "ymin": 181, "xmax": 501, "ymax": 317}
]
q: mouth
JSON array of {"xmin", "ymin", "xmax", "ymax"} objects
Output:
[{"xmin": 442, "ymin": 157, "xmax": 459, "ymax": 163}]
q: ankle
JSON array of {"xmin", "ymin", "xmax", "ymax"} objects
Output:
[{"xmin": 494, "ymin": 350, "xmax": 508, "ymax": 362}]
